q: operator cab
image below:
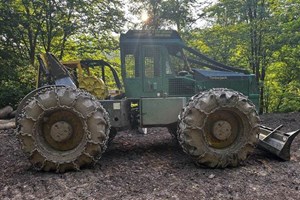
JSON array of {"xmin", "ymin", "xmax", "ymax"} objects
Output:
[
  {"xmin": 120, "ymin": 30, "xmax": 198, "ymax": 98},
  {"xmin": 120, "ymin": 30, "xmax": 259, "ymax": 107},
  {"xmin": 120, "ymin": 30, "xmax": 184, "ymax": 98}
]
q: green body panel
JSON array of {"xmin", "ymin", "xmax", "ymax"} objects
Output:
[
  {"xmin": 122, "ymin": 42, "xmax": 173, "ymax": 98},
  {"xmin": 141, "ymin": 97, "xmax": 186, "ymax": 126},
  {"xmin": 249, "ymin": 94, "xmax": 260, "ymax": 108},
  {"xmin": 120, "ymin": 30, "xmax": 260, "ymax": 125},
  {"xmin": 197, "ymin": 80, "xmax": 249, "ymax": 93},
  {"xmin": 124, "ymin": 78, "xmax": 143, "ymax": 97},
  {"xmin": 195, "ymin": 78, "xmax": 259, "ymax": 108}
]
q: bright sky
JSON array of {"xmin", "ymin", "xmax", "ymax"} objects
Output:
[{"xmin": 122, "ymin": 0, "xmax": 217, "ymax": 31}]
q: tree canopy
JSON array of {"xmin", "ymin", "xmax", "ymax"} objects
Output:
[{"xmin": 0, "ymin": 0, "xmax": 299, "ymax": 113}]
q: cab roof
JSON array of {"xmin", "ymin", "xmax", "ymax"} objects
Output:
[{"xmin": 120, "ymin": 30, "xmax": 185, "ymax": 46}]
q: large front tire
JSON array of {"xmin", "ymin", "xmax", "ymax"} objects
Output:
[
  {"xmin": 178, "ymin": 88, "xmax": 259, "ymax": 168},
  {"xmin": 16, "ymin": 86, "xmax": 110, "ymax": 172}
]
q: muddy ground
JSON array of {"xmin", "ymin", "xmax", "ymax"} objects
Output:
[{"xmin": 0, "ymin": 112, "xmax": 300, "ymax": 200}]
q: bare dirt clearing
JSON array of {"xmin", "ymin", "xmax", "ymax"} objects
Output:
[{"xmin": 1, "ymin": 112, "xmax": 300, "ymax": 199}]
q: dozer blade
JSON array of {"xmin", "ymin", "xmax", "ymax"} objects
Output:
[{"xmin": 258, "ymin": 125, "xmax": 300, "ymax": 161}]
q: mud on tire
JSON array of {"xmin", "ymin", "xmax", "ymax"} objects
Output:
[
  {"xmin": 178, "ymin": 88, "xmax": 260, "ymax": 168},
  {"xmin": 16, "ymin": 86, "xmax": 110, "ymax": 172}
]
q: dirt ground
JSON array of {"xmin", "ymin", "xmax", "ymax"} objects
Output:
[{"xmin": 0, "ymin": 112, "xmax": 299, "ymax": 200}]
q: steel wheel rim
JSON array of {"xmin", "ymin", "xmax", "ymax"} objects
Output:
[{"xmin": 203, "ymin": 109, "xmax": 244, "ymax": 149}]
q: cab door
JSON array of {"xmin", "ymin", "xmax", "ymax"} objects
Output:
[{"xmin": 142, "ymin": 45, "xmax": 163, "ymax": 95}]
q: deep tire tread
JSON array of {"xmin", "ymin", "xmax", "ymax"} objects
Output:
[
  {"xmin": 178, "ymin": 88, "xmax": 260, "ymax": 168},
  {"xmin": 16, "ymin": 86, "xmax": 110, "ymax": 172}
]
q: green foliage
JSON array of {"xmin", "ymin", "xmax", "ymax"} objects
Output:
[
  {"xmin": 187, "ymin": 0, "xmax": 300, "ymax": 113},
  {"xmin": 261, "ymin": 0, "xmax": 300, "ymax": 112},
  {"xmin": 129, "ymin": 0, "xmax": 199, "ymax": 31},
  {"xmin": 0, "ymin": 65, "xmax": 36, "ymax": 109},
  {"xmin": 188, "ymin": 24, "xmax": 250, "ymax": 70},
  {"xmin": 0, "ymin": 0, "xmax": 125, "ymax": 108},
  {"xmin": 0, "ymin": 0, "xmax": 300, "ymax": 113},
  {"xmin": 265, "ymin": 45, "xmax": 300, "ymax": 112}
]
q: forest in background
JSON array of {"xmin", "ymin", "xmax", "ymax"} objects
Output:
[{"xmin": 0, "ymin": 0, "xmax": 299, "ymax": 113}]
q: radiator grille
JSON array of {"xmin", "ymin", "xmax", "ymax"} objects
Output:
[{"xmin": 169, "ymin": 78, "xmax": 195, "ymax": 96}]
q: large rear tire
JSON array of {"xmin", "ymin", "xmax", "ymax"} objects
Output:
[
  {"xmin": 178, "ymin": 88, "xmax": 259, "ymax": 168},
  {"xmin": 16, "ymin": 86, "xmax": 110, "ymax": 172}
]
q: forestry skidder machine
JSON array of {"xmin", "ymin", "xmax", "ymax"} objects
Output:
[{"xmin": 15, "ymin": 30, "xmax": 299, "ymax": 172}]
